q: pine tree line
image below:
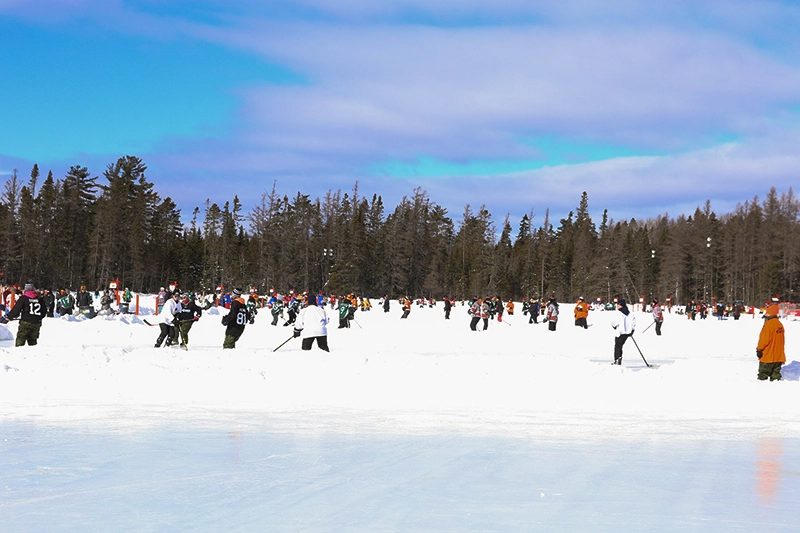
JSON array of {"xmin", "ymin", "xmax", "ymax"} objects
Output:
[{"xmin": 1, "ymin": 156, "xmax": 798, "ymax": 305}]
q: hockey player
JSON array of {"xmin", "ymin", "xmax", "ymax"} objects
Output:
[
  {"xmin": 247, "ymin": 289, "xmax": 260, "ymax": 324},
  {"xmin": 284, "ymin": 294, "xmax": 301, "ymax": 326},
  {"xmin": 546, "ymin": 297, "xmax": 559, "ymax": 331},
  {"xmin": 481, "ymin": 297, "xmax": 491, "ymax": 330},
  {"xmin": 337, "ymin": 296, "xmax": 351, "ymax": 329},
  {"xmin": 175, "ymin": 292, "xmax": 203, "ymax": 348},
  {"xmin": 468, "ymin": 298, "xmax": 482, "ymax": 331},
  {"xmin": 529, "ymin": 298, "xmax": 540, "ymax": 324},
  {"xmin": 651, "ymin": 298, "xmax": 664, "ymax": 336},
  {"xmin": 43, "ymin": 289, "xmax": 55, "ymax": 318},
  {"xmin": 348, "ymin": 294, "xmax": 358, "ymax": 321},
  {"xmin": 0, "ymin": 282, "xmax": 47, "ymax": 346},
  {"xmin": 293, "ymin": 293, "xmax": 330, "ymax": 351},
  {"xmin": 220, "ymin": 290, "xmax": 232, "ymax": 309},
  {"xmin": 154, "ymin": 291, "xmax": 181, "ymax": 348},
  {"xmin": 611, "ymin": 299, "xmax": 636, "ymax": 365},
  {"xmin": 270, "ymin": 292, "xmax": 284, "ymax": 326},
  {"xmin": 444, "ymin": 297, "xmax": 452, "ymax": 319},
  {"xmin": 56, "ymin": 289, "xmax": 75, "ymax": 316},
  {"xmin": 222, "ymin": 288, "xmax": 251, "ymax": 349}
]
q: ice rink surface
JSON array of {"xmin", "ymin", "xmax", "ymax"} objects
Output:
[{"xmin": 3, "ymin": 420, "xmax": 799, "ymax": 532}]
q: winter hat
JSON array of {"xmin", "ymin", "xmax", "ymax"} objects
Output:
[
  {"xmin": 617, "ymin": 298, "xmax": 626, "ymax": 307},
  {"xmin": 232, "ymin": 287, "xmax": 243, "ymax": 297},
  {"xmin": 23, "ymin": 282, "xmax": 35, "ymax": 291},
  {"xmin": 307, "ymin": 294, "xmax": 318, "ymax": 306}
]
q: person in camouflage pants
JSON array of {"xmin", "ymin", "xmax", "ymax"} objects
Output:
[{"xmin": 1, "ymin": 282, "xmax": 47, "ymax": 346}]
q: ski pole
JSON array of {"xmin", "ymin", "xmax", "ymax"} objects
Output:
[
  {"xmin": 273, "ymin": 334, "xmax": 296, "ymax": 352},
  {"xmin": 630, "ymin": 335, "xmax": 652, "ymax": 367}
]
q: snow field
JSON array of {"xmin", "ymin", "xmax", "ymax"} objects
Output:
[
  {"xmin": 1, "ymin": 301, "xmax": 797, "ymax": 440},
  {"xmin": 1, "ymin": 300, "xmax": 799, "ymax": 531}
]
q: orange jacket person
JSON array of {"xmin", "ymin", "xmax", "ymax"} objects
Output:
[
  {"xmin": 756, "ymin": 302, "xmax": 785, "ymax": 381},
  {"xmin": 574, "ymin": 297, "xmax": 589, "ymax": 329},
  {"xmin": 401, "ymin": 297, "xmax": 411, "ymax": 319}
]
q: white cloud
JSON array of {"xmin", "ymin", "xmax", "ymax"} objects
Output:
[{"xmin": 202, "ymin": 22, "xmax": 800, "ymax": 163}]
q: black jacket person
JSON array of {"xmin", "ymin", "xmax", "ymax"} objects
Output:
[
  {"xmin": 222, "ymin": 288, "xmax": 250, "ymax": 349},
  {"xmin": 1, "ymin": 282, "xmax": 47, "ymax": 346}
]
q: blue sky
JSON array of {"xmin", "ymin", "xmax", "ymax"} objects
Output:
[{"xmin": 2, "ymin": 0, "xmax": 800, "ymax": 226}]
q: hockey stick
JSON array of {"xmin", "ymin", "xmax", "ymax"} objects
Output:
[
  {"xmin": 641, "ymin": 321, "xmax": 655, "ymax": 334},
  {"xmin": 273, "ymin": 334, "xmax": 296, "ymax": 352},
  {"xmin": 142, "ymin": 318, "xmax": 160, "ymax": 326},
  {"xmin": 351, "ymin": 317, "xmax": 363, "ymax": 329},
  {"xmin": 630, "ymin": 335, "xmax": 655, "ymax": 368}
]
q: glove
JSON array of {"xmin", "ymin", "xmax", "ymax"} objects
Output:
[
  {"xmin": 0, "ymin": 316, "xmax": 8, "ymax": 324},
  {"xmin": 293, "ymin": 328, "xmax": 301, "ymax": 338},
  {"xmin": 757, "ymin": 349, "xmax": 763, "ymax": 360}
]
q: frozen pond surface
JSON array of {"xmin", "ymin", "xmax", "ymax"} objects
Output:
[{"xmin": 2, "ymin": 418, "xmax": 799, "ymax": 532}]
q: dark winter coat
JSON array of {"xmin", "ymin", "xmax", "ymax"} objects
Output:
[
  {"xmin": 76, "ymin": 290, "xmax": 93, "ymax": 307},
  {"xmin": 57, "ymin": 293, "xmax": 75, "ymax": 314},
  {"xmin": 43, "ymin": 292, "xmax": 55, "ymax": 313},
  {"xmin": 177, "ymin": 299, "xmax": 203, "ymax": 322},
  {"xmin": 6, "ymin": 292, "xmax": 47, "ymax": 324},
  {"xmin": 223, "ymin": 297, "xmax": 249, "ymax": 335}
]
